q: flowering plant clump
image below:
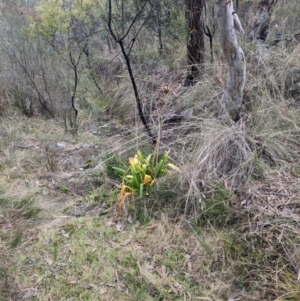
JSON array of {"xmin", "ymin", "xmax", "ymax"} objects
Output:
[{"xmin": 112, "ymin": 150, "xmax": 179, "ymax": 215}]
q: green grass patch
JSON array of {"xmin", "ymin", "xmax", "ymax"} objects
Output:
[
  {"xmin": 11, "ymin": 215, "xmax": 234, "ymax": 300},
  {"xmin": 194, "ymin": 183, "xmax": 235, "ymax": 228}
]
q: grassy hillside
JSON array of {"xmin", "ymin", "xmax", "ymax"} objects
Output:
[{"xmin": 1, "ymin": 0, "xmax": 300, "ymax": 300}]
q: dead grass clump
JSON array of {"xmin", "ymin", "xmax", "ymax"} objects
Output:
[
  {"xmin": 179, "ymin": 119, "xmax": 252, "ymax": 212},
  {"xmin": 0, "ymin": 187, "xmax": 41, "ymax": 299},
  {"xmin": 249, "ymin": 90, "xmax": 300, "ymax": 167},
  {"xmin": 0, "ymin": 93, "xmax": 11, "ymax": 117},
  {"xmin": 43, "ymin": 143, "xmax": 59, "ymax": 172},
  {"xmin": 239, "ymin": 169, "xmax": 300, "ymax": 300},
  {"xmin": 139, "ymin": 216, "xmax": 264, "ymax": 300}
]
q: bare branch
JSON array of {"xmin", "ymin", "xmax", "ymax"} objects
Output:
[
  {"xmin": 106, "ymin": 0, "xmax": 156, "ymax": 143},
  {"xmin": 121, "ymin": 0, "xmax": 149, "ymax": 41}
]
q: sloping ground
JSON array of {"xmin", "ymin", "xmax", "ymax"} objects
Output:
[
  {"xmin": 0, "ymin": 115, "xmax": 298, "ymax": 301},
  {"xmin": 1, "ymin": 1, "xmax": 300, "ymax": 300},
  {"xmin": 2, "ymin": 70, "xmax": 300, "ymax": 301},
  {"xmin": 0, "ymin": 115, "xmax": 105, "ymax": 299},
  {"xmin": 6, "ymin": 216, "xmax": 239, "ymax": 301}
]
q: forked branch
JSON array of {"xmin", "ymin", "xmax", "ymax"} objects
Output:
[{"xmin": 107, "ymin": 0, "xmax": 156, "ymax": 143}]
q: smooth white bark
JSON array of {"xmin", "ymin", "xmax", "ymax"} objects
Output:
[{"xmin": 216, "ymin": 0, "xmax": 246, "ymax": 120}]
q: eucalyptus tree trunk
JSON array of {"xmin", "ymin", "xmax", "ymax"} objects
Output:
[
  {"xmin": 216, "ymin": 0, "xmax": 246, "ymax": 121},
  {"xmin": 250, "ymin": 0, "xmax": 278, "ymax": 42},
  {"xmin": 185, "ymin": 0, "xmax": 205, "ymax": 86}
]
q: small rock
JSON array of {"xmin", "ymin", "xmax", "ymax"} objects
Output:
[{"xmin": 57, "ymin": 142, "xmax": 67, "ymax": 148}]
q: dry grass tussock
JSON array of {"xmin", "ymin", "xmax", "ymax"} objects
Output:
[{"xmin": 156, "ymin": 44, "xmax": 300, "ymax": 189}]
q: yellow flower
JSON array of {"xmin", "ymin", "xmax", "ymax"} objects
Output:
[
  {"xmin": 143, "ymin": 174, "xmax": 152, "ymax": 185},
  {"xmin": 129, "ymin": 156, "xmax": 139, "ymax": 167}
]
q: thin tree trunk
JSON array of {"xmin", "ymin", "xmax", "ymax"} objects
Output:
[
  {"xmin": 185, "ymin": 0, "xmax": 205, "ymax": 86},
  {"xmin": 107, "ymin": 0, "xmax": 156, "ymax": 143},
  {"xmin": 216, "ymin": 0, "xmax": 246, "ymax": 121}
]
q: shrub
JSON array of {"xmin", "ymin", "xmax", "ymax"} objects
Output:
[{"xmin": 112, "ymin": 150, "xmax": 179, "ymax": 215}]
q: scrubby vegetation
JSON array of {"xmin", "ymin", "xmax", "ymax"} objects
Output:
[{"xmin": 1, "ymin": 0, "xmax": 300, "ymax": 300}]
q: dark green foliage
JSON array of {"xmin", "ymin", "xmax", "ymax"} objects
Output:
[
  {"xmin": 196, "ymin": 184, "xmax": 235, "ymax": 227},
  {"xmin": 106, "ymin": 156, "xmax": 126, "ymax": 180},
  {"xmin": 13, "ymin": 197, "xmax": 41, "ymax": 220},
  {"xmin": 10, "ymin": 229, "xmax": 22, "ymax": 248}
]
